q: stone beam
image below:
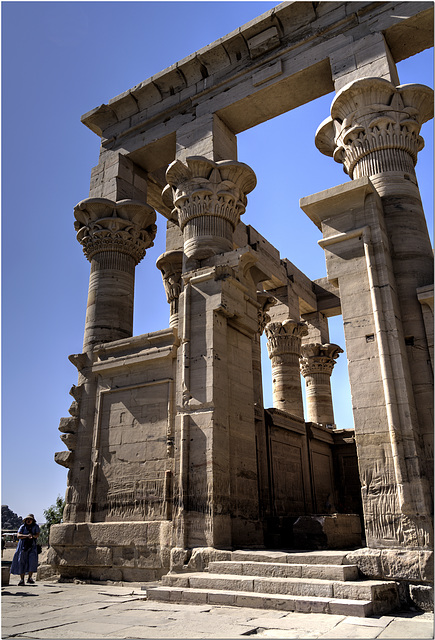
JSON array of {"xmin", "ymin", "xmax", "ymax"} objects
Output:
[
  {"xmin": 80, "ymin": 2, "xmax": 433, "ymax": 217},
  {"xmin": 82, "ymin": 3, "xmax": 433, "ymax": 143}
]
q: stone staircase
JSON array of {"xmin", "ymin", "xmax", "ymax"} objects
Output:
[{"xmin": 146, "ymin": 550, "xmax": 400, "ymax": 617}]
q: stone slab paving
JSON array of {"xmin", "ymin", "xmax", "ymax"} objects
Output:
[{"xmin": 1, "ymin": 581, "xmax": 433, "ymax": 639}]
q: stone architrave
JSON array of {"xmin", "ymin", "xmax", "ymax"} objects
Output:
[
  {"xmin": 162, "ymin": 156, "xmax": 256, "ymax": 261},
  {"xmin": 74, "ymin": 198, "xmax": 157, "ymax": 351},
  {"xmin": 156, "ymin": 251, "xmax": 183, "ymax": 328},
  {"xmin": 265, "ymin": 319, "xmax": 308, "ymax": 419},
  {"xmin": 300, "ymin": 343, "xmax": 343, "ymax": 427}
]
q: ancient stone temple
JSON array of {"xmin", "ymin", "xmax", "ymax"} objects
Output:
[{"xmin": 44, "ymin": 1, "xmax": 433, "ymax": 614}]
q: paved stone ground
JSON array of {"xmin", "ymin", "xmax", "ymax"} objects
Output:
[{"xmin": 1, "ymin": 578, "xmax": 433, "ymax": 640}]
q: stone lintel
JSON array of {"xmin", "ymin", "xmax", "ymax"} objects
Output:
[
  {"xmin": 92, "ymin": 328, "xmax": 178, "ymax": 358},
  {"xmin": 312, "ymin": 278, "xmax": 341, "ymax": 317},
  {"xmin": 81, "ymin": 3, "xmax": 433, "ymax": 141},
  {"xmin": 299, "ymin": 176, "xmax": 378, "ymax": 230},
  {"xmin": 282, "ymin": 259, "xmax": 318, "ymax": 315},
  {"xmin": 90, "ymin": 329, "xmax": 179, "ymax": 374}
]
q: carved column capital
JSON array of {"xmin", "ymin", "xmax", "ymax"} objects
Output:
[
  {"xmin": 74, "ymin": 198, "xmax": 157, "ymax": 265},
  {"xmin": 300, "ymin": 343, "xmax": 343, "ymax": 377},
  {"xmin": 265, "ymin": 319, "xmax": 309, "ymax": 360},
  {"xmin": 156, "ymin": 251, "xmax": 183, "ymax": 327},
  {"xmin": 315, "ymin": 78, "xmax": 433, "ymax": 179},
  {"xmin": 257, "ymin": 293, "xmax": 277, "ymax": 335},
  {"xmin": 264, "ymin": 319, "xmax": 308, "ymax": 418},
  {"xmin": 162, "ymin": 156, "xmax": 256, "ymax": 260},
  {"xmin": 300, "ymin": 342, "xmax": 343, "ymax": 427}
]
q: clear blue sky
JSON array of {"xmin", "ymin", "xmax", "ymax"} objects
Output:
[{"xmin": 2, "ymin": 2, "xmax": 433, "ymax": 524}]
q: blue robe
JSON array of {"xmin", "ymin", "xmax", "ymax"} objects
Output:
[{"xmin": 10, "ymin": 523, "xmax": 40, "ymax": 575}]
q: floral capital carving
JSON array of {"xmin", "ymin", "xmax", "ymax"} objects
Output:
[
  {"xmin": 162, "ymin": 156, "xmax": 256, "ymax": 259},
  {"xmin": 257, "ymin": 293, "xmax": 277, "ymax": 335},
  {"xmin": 315, "ymin": 78, "xmax": 433, "ymax": 179},
  {"xmin": 156, "ymin": 251, "xmax": 184, "ymax": 324},
  {"xmin": 265, "ymin": 319, "xmax": 308, "ymax": 360},
  {"xmin": 300, "ymin": 343, "xmax": 343, "ymax": 377},
  {"xmin": 74, "ymin": 198, "xmax": 157, "ymax": 265}
]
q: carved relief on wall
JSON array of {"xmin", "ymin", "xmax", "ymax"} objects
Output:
[
  {"xmin": 271, "ymin": 439, "xmax": 305, "ymax": 516},
  {"xmin": 360, "ymin": 453, "xmax": 432, "ymax": 548},
  {"xmin": 91, "ymin": 381, "xmax": 173, "ymax": 522}
]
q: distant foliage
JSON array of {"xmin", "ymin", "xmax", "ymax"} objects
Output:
[
  {"xmin": 39, "ymin": 496, "xmax": 65, "ymax": 545},
  {"xmin": 1, "ymin": 505, "xmax": 23, "ymax": 530}
]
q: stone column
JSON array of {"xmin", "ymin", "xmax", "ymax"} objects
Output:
[
  {"xmin": 316, "ymin": 77, "xmax": 434, "ymax": 493},
  {"xmin": 156, "ymin": 251, "xmax": 183, "ymax": 328},
  {"xmin": 265, "ymin": 320, "xmax": 308, "ymax": 419},
  {"xmin": 74, "ymin": 198, "xmax": 157, "ymax": 351},
  {"xmin": 300, "ymin": 343, "xmax": 343, "ymax": 428},
  {"xmin": 162, "ymin": 156, "xmax": 256, "ymax": 261},
  {"xmin": 253, "ymin": 294, "xmax": 276, "ymax": 523},
  {"xmin": 254, "ymin": 294, "xmax": 277, "ymax": 413}
]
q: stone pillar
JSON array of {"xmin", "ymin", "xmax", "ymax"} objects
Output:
[
  {"xmin": 162, "ymin": 156, "xmax": 256, "ymax": 261},
  {"xmin": 300, "ymin": 178, "xmax": 433, "ymax": 550},
  {"xmin": 265, "ymin": 320, "xmax": 308, "ymax": 419},
  {"xmin": 74, "ymin": 198, "xmax": 157, "ymax": 351},
  {"xmin": 255, "ymin": 293, "xmax": 277, "ymax": 412},
  {"xmin": 300, "ymin": 343, "xmax": 343, "ymax": 427},
  {"xmin": 417, "ymin": 284, "xmax": 434, "ymax": 373},
  {"xmin": 171, "ymin": 259, "xmax": 263, "ymax": 551},
  {"xmin": 316, "ymin": 77, "xmax": 434, "ymax": 497},
  {"xmin": 156, "ymin": 251, "xmax": 183, "ymax": 328},
  {"xmin": 253, "ymin": 293, "xmax": 276, "ymax": 522},
  {"xmin": 163, "ymin": 155, "xmax": 262, "ymax": 552}
]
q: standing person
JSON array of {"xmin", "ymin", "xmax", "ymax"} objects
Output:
[{"xmin": 10, "ymin": 514, "xmax": 40, "ymax": 585}]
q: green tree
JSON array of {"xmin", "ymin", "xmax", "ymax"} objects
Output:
[{"xmin": 39, "ymin": 496, "xmax": 65, "ymax": 545}]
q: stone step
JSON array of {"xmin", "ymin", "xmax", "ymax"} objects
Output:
[
  {"xmin": 208, "ymin": 560, "xmax": 359, "ymax": 581},
  {"xmin": 229, "ymin": 549, "xmax": 349, "ymax": 565},
  {"xmin": 146, "ymin": 585, "xmax": 374, "ymax": 617},
  {"xmin": 162, "ymin": 572, "xmax": 397, "ymax": 609}
]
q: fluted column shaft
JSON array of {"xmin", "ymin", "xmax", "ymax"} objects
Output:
[
  {"xmin": 300, "ymin": 343, "xmax": 343, "ymax": 427},
  {"xmin": 85, "ymin": 252, "xmax": 136, "ymax": 349},
  {"xmin": 74, "ymin": 198, "xmax": 157, "ymax": 351},
  {"xmin": 265, "ymin": 320, "xmax": 308, "ymax": 419}
]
